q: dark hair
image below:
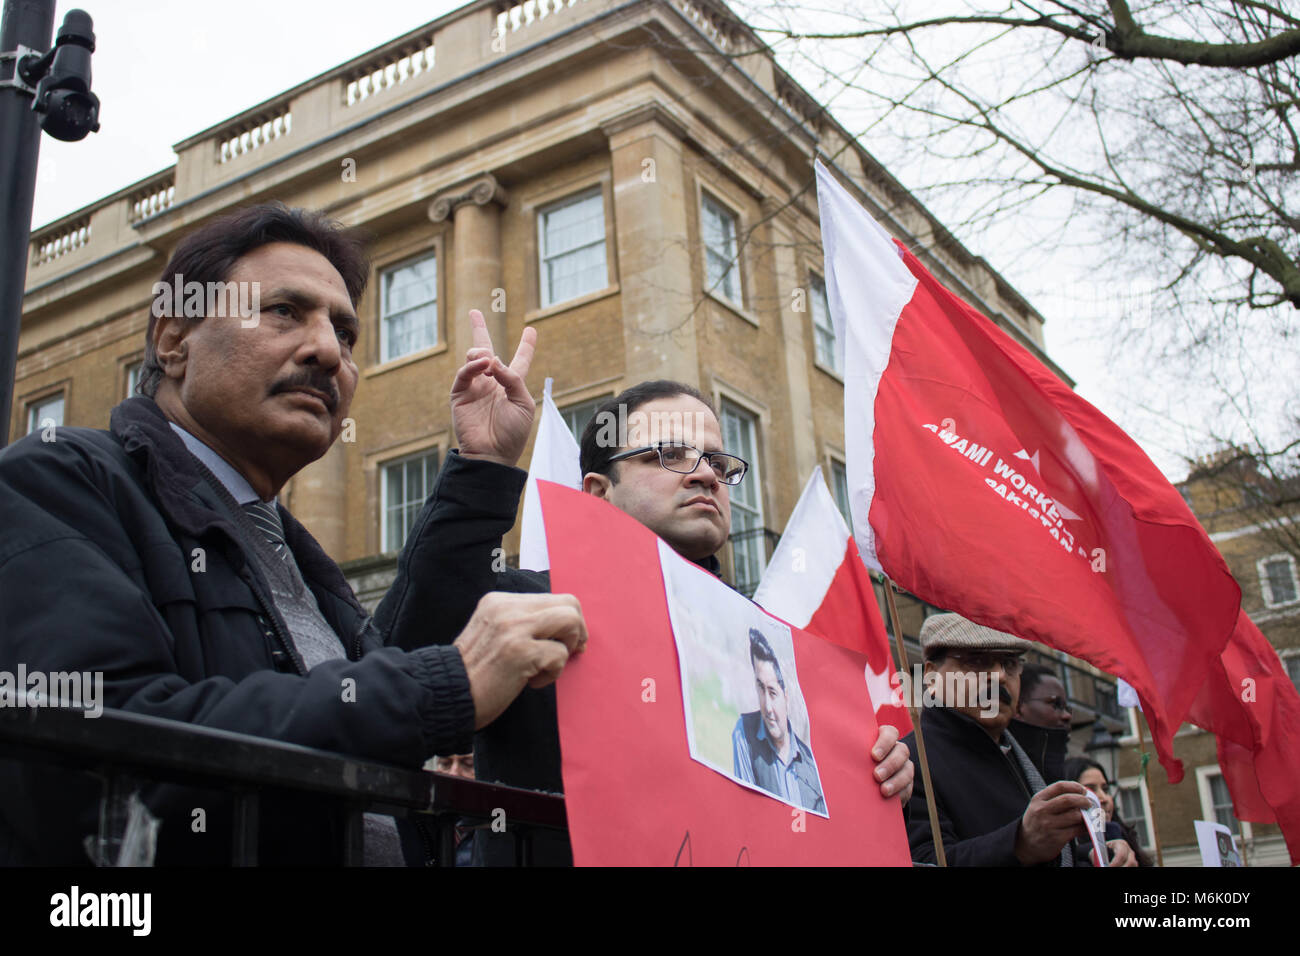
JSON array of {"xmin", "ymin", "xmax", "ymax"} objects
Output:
[
  {"xmin": 1019, "ymin": 663, "xmax": 1058, "ymax": 700},
  {"xmin": 748, "ymin": 628, "xmax": 784, "ymax": 690},
  {"xmin": 1064, "ymin": 756, "xmax": 1154, "ymax": 866},
  {"xmin": 138, "ymin": 203, "xmax": 370, "ymax": 397},
  {"xmin": 577, "ymin": 380, "xmax": 717, "ymax": 480}
]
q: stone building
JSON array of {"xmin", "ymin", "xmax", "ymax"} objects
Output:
[{"xmin": 15, "ymin": 0, "xmax": 1124, "ymax": 810}]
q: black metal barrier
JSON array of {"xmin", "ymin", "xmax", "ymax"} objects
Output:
[{"xmin": 0, "ymin": 703, "xmax": 567, "ymax": 866}]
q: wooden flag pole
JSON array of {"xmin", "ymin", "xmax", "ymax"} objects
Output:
[
  {"xmin": 1134, "ymin": 709, "xmax": 1165, "ymax": 868},
  {"xmin": 881, "ymin": 577, "xmax": 947, "ymax": 867}
]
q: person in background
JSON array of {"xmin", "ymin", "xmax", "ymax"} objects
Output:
[
  {"xmin": 1064, "ymin": 756, "xmax": 1154, "ymax": 867},
  {"xmin": 1010, "ymin": 663, "xmax": 1073, "ymax": 783}
]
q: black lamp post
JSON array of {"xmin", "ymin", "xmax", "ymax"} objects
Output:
[
  {"xmin": 0, "ymin": 1, "xmax": 99, "ymax": 447},
  {"xmin": 1084, "ymin": 720, "xmax": 1121, "ymax": 783}
]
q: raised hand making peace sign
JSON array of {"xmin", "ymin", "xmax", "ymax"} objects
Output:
[{"xmin": 449, "ymin": 309, "xmax": 537, "ymax": 467}]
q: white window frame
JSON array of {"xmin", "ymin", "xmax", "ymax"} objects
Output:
[
  {"xmin": 380, "ymin": 251, "xmax": 438, "ymax": 364},
  {"xmin": 125, "ymin": 360, "xmax": 143, "ymax": 398},
  {"xmin": 720, "ymin": 399, "xmax": 764, "ymax": 594},
  {"xmin": 809, "ymin": 272, "xmax": 841, "ymax": 374},
  {"xmin": 538, "ymin": 188, "xmax": 608, "ymax": 309},
  {"xmin": 700, "ymin": 191, "xmax": 743, "ymax": 307},
  {"xmin": 1258, "ymin": 553, "xmax": 1299, "ymax": 608},
  {"xmin": 26, "ymin": 393, "xmax": 64, "ymax": 435},
  {"xmin": 380, "ymin": 448, "xmax": 440, "ymax": 553},
  {"xmin": 1114, "ymin": 775, "xmax": 1155, "ymax": 851},
  {"xmin": 1195, "ymin": 765, "xmax": 1252, "ymax": 840}
]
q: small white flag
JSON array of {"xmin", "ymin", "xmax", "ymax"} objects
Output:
[
  {"xmin": 1116, "ymin": 677, "xmax": 1142, "ymax": 711},
  {"xmin": 518, "ymin": 378, "xmax": 582, "ymax": 571}
]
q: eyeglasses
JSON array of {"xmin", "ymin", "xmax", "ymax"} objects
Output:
[
  {"xmin": 1025, "ymin": 695, "xmax": 1070, "ymax": 712},
  {"xmin": 606, "ymin": 441, "xmax": 749, "ymax": 485},
  {"xmin": 945, "ymin": 651, "xmax": 1025, "ymax": 676}
]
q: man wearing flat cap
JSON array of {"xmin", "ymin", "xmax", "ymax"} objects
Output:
[{"xmin": 901, "ymin": 613, "xmax": 1137, "ymax": 867}]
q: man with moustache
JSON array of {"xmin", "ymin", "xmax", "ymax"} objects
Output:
[
  {"xmin": 902, "ymin": 614, "xmax": 1137, "ymax": 866},
  {"xmin": 0, "ymin": 205, "xmax": 585, "ymax": 865},
  {"xmin": 390, "ymin": 371, "xmax": 913, "ymax": 863}
]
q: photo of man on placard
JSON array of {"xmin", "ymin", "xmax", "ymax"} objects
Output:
[
  {"xmin": 660, "ymin": 541, "xmax": 827, "ymax": 817},
  {"xmin": 732, "ymin": 628, "xmax": 825, "ymax": 815}
]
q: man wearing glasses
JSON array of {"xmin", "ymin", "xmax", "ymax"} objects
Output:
[
  {"xmin": 397, "ymin": 335, "xmax": 914, "ymax": 863},
  {"xmin": 1010, "ymin": 663, "xmax": 1074, "ymax": 783},
  {"xmin": 903, "ymin": 614, "xmax": 1137, "ymax": 866}
]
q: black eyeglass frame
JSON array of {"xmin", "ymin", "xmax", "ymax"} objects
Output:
[{"xmin": 604, "ymin": 441, "xmax": 750, "ymax": 485}]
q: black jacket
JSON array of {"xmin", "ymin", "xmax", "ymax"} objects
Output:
[
  {"xmin": 903, "ymin": 706, "xmax": 1049, "ymax": 867},
  {"xmin": 0, "ymin": 397, "xmax": 511, "ymax": 865},
  {"xmin": 1008, "ymin": 718, "xmax": 1070, "ymax": 784}
]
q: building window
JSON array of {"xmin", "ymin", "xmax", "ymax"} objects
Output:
[
  {"xmin": 1114, "ymin": 782, "xmax": 1152, "ymax": 849},
  {"xmin": 381, "ymin": 253, "xmax": 438, "ymax": 362},
  {"xmin": 1284, "ymin": 653, "xmax": 1300, "ymax": 695},
  {"xmin": 26, "ymin": 394, "xmax": 64, "ymax": 435},
  {"xmin": 809, "ymin": 273, "xmax": 840, "ymax": 373},
  {"xmin": 1260, "ymin": 554, "xmax": 1298, "ymax": 607},
  {"xmin": 721, "ymin": 401, "xmax": 764, "ymax": 595},
  {"xmin": 1207, "ymin": 771, "xmax": 1242, "ymax": 835},
  {"xmin": 701, "ymin": 192, "xmax": 742, "ymax": 306},
  {"xmin": 381, "ymin": 449, "xmax": 439, "ymax": 552},
  {"xmin": 539, "ymin": 189, "xmax": 607, "ymax": 308},
  {"xmin": 560, "ymin": 396, "xmax": 605, "ymax": 444},
  {"xmin": 829, "ymin": 458, "xmax": 851, "ymax": 529},
  {"xmin": 126, "ymin": 360, "xmax": 143, "ymax": 397}
]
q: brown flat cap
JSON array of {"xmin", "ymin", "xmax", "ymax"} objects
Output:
[{"xmin": 919, "ymin": 613, "xmax": 1034, "ymax": 656}]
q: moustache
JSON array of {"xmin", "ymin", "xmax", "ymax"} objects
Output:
[
  {"xmin": 998, "ymin": 685, "xmax": 1013, "ymax": 706},
  {"xmin": 272, "ymin": 372, "xmax": 340, "ymax": 413}
]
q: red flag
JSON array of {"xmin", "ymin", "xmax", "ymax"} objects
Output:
[
  {"xmin": 753, "ymin": 468, "xmax": 911, "ymax": 733},
  {"xmin": 540, "ymin": 481, "xmax": 911, "ymax": 866},
  {"xmin": 1187, "ymin": 611, "xmax": 1300, "ymax": 864},
  {"xmin": 816, "ymin": 161, "xmax": 1241, "ymax": 784}
]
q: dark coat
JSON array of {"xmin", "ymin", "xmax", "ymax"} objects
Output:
[
  {"xmin": 0, "ymin": 397, "xmax": 503, "ymax": 865},
  {"xmin": 1008, "ymin": 718, "xmax": 1070, "ymax": 784},
  {"xmin": 903, "ymin": 706, "xmax": 1053, "ymax": 867}
]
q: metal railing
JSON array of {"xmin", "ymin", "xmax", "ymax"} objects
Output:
[{"xmin": 0, "ymin": 703, "xmax": 566, "ymax": 866}]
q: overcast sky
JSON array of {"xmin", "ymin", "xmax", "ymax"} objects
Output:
[{"xmin": 28, "ymin": 0, "xmax": 1199, "ymax": 477}]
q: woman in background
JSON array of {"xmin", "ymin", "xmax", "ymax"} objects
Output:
[{"xmin": 1064, "ymin": 756, "xmax": 1155, "ymax": 867}]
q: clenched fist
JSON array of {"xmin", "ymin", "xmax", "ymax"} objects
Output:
[{"xmin": 454, "ymin": 592, "xmax": 587, "ymax": 729}]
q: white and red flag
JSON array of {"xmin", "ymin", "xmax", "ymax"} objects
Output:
[
  {"xmin": 753, "ymin": 467, "xmax": 911, "ymax": 733},
  {"xmin": 815, "ymin": 160, "xmax": 1241, "ymax": 784},
  {"xmin": 518, "ymin": 378, "xmax": 582, "ymax": 572}
]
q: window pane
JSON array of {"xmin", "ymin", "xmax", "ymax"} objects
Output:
[
  {"xmin": 1209, "ymin": 774, "xmax": 1241, "ymax": 834},
  {"xmin": 721, "ymin": 402, "xmax": 764, "ymax": 594},
  {"xmin": 1115, "ymin": 787, "xmax": 1151, "ymax": 848},
  {"xmin": 126, "ymin": 362, "xmax": 143, "ymax": 397},
  {"xmin": 701, "ymin": 195, "xmax": 741, "ymax": 304},
  {"xmin": 1264, "ymin": 559, "xmax": 1297, "ymax": 605},
  {"xmin": 382, "ymin": 254, "xmax": 437, "ymax": 361},
  {"xmin": 1285, "ymin": 655, "xmax": 1300, "ymax": 694},
  {"xmin": 540, "ymin": 191, "xmax": 606, "ymax": 307},
  {"xmin": 809, "ymin": 274, "xmax": 841, "ymax": 372},
  {"xmin": 383, "ymin": 450, "xmax": 439, "ymax": 551},
  {"xmin": 830, "ymin": 460, "xmax": 851, "ymax": 527},
  {"xmin": 560, "ymin": 397, "xmax": 605, "ymax": 443},
  {"xmin": 27, "ymin": 395, "xmax": 64, "ymax": 435}
]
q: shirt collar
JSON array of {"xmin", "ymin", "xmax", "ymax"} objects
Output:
[
  {"xmin": 168, "ymin": 422, "xmax": 261, "ymax": 505},
  {"xmin": 755, "ymin": 717, "xmax": 801, "ymax": 765}
]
